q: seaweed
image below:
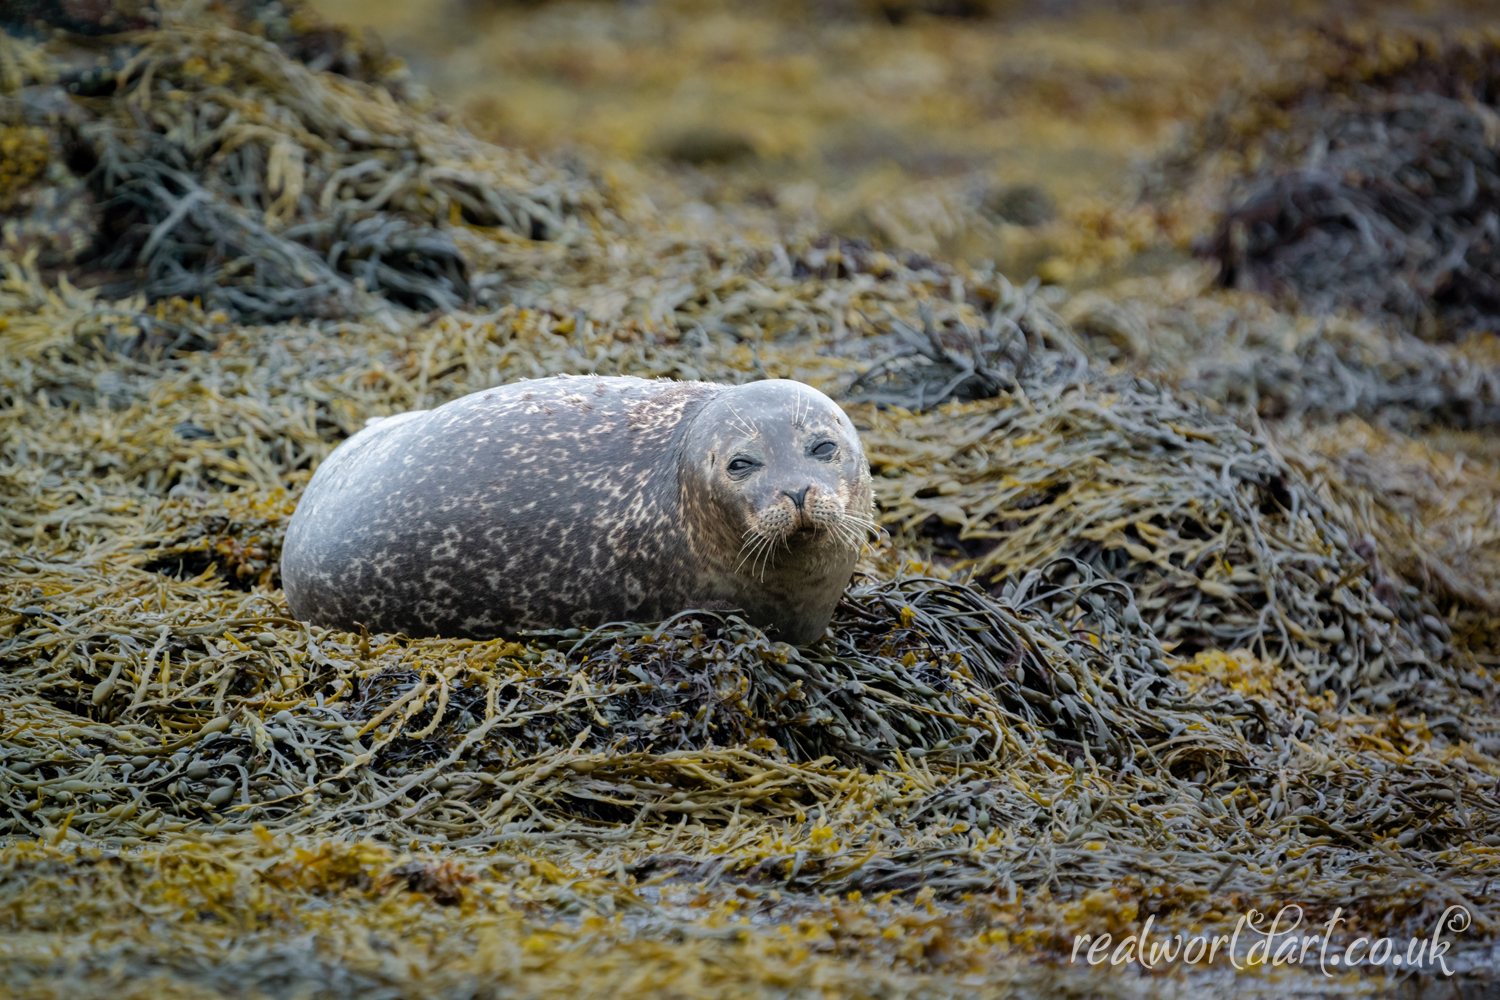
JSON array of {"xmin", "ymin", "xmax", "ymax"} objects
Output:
[{"xmin": 2, "ymin": 6, "xmax": 1499, "ymax": 999}]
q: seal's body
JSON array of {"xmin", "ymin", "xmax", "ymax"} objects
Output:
[{"xmin": 281, "ymin": 375, "xmax": 874, "ymax": 644}]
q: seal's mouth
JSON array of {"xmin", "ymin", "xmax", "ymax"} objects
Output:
[
  {"xmin": 737, "ymin": 498, "xmax": 876, "ymax": 580},
  {"xmin": 735, "ymin": 523, "xmax": 817, "ymax": 581}
]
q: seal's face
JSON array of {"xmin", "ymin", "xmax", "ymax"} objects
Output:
[{"xmin": 683, "ymin": 380, "xmax": 874, "ymax": 582}]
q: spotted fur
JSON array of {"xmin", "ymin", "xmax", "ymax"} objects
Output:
[{"xmin": 281, "ymin": 375, "xmax": 874, "ymax": 644}]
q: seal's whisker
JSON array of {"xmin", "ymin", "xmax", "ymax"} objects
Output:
[
  {"xmin": 726, "ymin": 404, "xmax": 757, "ymax": 439},
  {"xmin": 734, "ymin": 533, "xmax": 767, "ymax": 574},
  {"xmin": 741, "ymin": 536, "xmax": 765, "ymax": 579},
  {"xmin": 740, "ymin": 534, "xmax": 773, "ymax": 579},
  {"xmin": 735, "ymin": 531, "xmax": 769, "ymax": 572},
  {"xmin": 840, "ymin": 512, "xmax": 887, "ymax": 540},
  {"xmin": 755, "ymin": 536, "xmax": 778, "ymax": 581},
  {"xmin": 838, "ymin": 521, "xmax": 871, "ymax": 540}
]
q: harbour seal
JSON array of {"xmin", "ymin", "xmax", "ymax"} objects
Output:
[{"xmin": 280, "ymin": 375, "xmax": 875, "ymax": 644}]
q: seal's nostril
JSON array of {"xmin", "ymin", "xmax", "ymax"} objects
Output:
[{"xmin": 785, "ymin": 486, "xmax": 810, "ymax": 510}]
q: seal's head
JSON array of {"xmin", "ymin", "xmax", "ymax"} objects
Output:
[{"xmin": 679, "ymin": 379, "xmax": 874, "ymax": 641}]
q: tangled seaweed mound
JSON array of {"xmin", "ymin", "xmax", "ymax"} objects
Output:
[
  {"xmin": 2, "ymin": 8, "xmax": 1500, "ymax": 999},
  {"xmin": 1207, "ymin": 35, "xmax": 1500, "ymax": 335},
  {"xmin": 1176, "ymin": 317, "xmax": 1500, "ymax": 429},
  {"xmin": 2, "ymin": 566, "xmax": 1177, "ymax": 844},
  {"xmin": 865, "ymin": 373, "xmax": 1446, "ymax": 689},
  {"xmin": 2, "ymin": 11, "xmax": 607, "ymax": 320},
  {"xmin": 1125, "ymin": 28, "xmax": 1500, "ymax": 434}
]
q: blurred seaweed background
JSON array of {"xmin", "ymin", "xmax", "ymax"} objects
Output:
[{"xmin": 2, "ymin": 0, "xmax": 1500, "ymax": 997}]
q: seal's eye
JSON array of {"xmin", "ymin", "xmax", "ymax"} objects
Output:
[
  {"xmin": 810, "ymin": 440, "xmax": 837, "ymax": 459},
  {"xmin": 726, "ymin": 456, "xmax": 759, "ymax": 477}
]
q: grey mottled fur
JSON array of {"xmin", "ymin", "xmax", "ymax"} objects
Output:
[{"xmin": 280, "ymin": 375, "xmax": 874, "ymax": 644}]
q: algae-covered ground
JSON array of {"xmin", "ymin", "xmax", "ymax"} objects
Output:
[{"xmin": 2, "ymin": 1, "xmax": 1500, "ymax": 997}]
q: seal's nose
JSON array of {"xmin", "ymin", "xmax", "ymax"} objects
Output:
[{"xmin": 784, "ymin": 486, "xmax": 810, "ymax": 510}]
